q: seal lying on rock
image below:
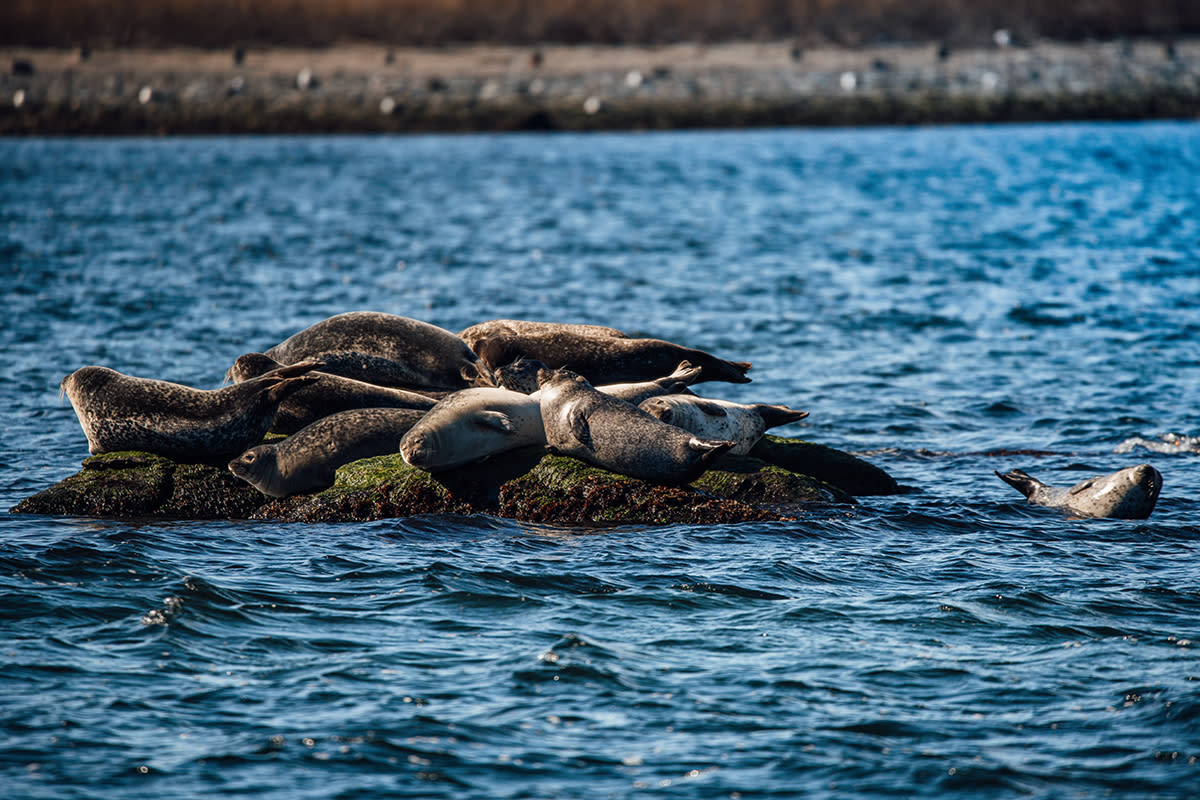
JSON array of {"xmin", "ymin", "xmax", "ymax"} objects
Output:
[
  {"xmin": 61, "ymin": 363, "xmax": 320, "ymax": 462},
  {"xmin": 229, "ymin": 407, "xmax": 428, "ymax": 497},
  {"xmin": 226, "ymin": 353, "xmax": 437, "ymax": 434},
  {"xmin": 639, "ymin": 395, "xmax": 809, "ymax": 455},
  {"xmin": 537, "ymin": 367, "xmax": 734, "ymax": 485},
  {"xmin": 226, "ymin": 352, "xmax": 453, "ymax": 397},
  {"xmin": 495, "ymin": 357, "xmax": 702, "ymax": 404},
  {"xmin": 995, "ymin": 464, "xmax": 1162, "ymax": 519},
  {"xmin": 259, "ymin": 311, "xmax": 494, "ymax": 391},
  {"xmin": 471, "ymin": 331, "xmax": 751, "ymax": 385},
  {"xmin": 400, "ymin": 387, "xmax": 546, "ymax": 472},
  {"xmin": 458, "ymin": 319, "xmax": 628, "ymax": 351}
]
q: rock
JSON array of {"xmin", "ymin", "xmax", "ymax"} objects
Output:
[{"xmin": 10, "ymin": 436, "xmax": 902, "ymax": 525}]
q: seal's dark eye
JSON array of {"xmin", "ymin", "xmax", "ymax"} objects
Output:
[{"xmin": 243, "ymin": 453, "xmax": 256, "ymax": 464}]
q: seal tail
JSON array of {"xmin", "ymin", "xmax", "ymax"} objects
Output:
[
  {"xmin": 754, "ymin": 404, "xmax": 810, "ymax": 429},
  {"xmin": 994, "ymin": 468, "xmax": 1045, "ymax": 499},
  {"xmin": 697, "ymin": 359, "xmax": 753, "ymax": 384}
]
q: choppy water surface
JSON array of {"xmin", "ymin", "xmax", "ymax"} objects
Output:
[{"xmin": 3, "ymin": 123, "xmax": 1200, "ymax": 798}]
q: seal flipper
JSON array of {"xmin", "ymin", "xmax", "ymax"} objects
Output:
[
  {"xmin": 568, "ymin": 406, "xmax": 593, "ymax": 450},
  {"xmin": 692, "ymin": 401, "xmax": 729, "ymax": 418},
  {"xmin": 754, "ymin": 404, "xmax": 810, "ymax": 429},
  {"xmin": 474, "ymin": 410, "xmax": 517, "ymax": 433},
  {"xmin": 689, "ymin": 437, "xmax": 735, "ymax": 468},
  {"xmin": 995, "ymin": 468, "xmax": 1046, "ymax": 499}
]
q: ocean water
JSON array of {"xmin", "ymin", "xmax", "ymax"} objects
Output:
[{"xmin": 3, "ymin": 123, "xmax": 1200, "ymax": 799}]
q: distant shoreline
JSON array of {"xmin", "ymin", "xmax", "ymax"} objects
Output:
[{"xmin": 3, "ymin": 39, "xmax": 1198, "ymax": 135}]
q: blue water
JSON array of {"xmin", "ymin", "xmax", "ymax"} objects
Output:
[{"xmin": 3, "ymin": 123, "xmax": 1200, "ymax": 799}]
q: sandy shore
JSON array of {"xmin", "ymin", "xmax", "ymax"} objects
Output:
[{"xmin": 2, "ymin": 39, "xmax": 1199, "ymax": 134}]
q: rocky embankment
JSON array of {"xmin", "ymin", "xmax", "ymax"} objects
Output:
[
  {"xmin": 11, "ymin": 435, "xmax": 903, "ymax": 525},
  {"xmin": 2, "ymin": 38, "xmax": 1198, "ymax": 134}
]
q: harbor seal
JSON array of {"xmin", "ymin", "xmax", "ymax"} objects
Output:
[
  {"xmin": 471, "ymin": 331, "xmax": 752, "ymax": 385},
  {"xmin": 226, "ymin": 351, "xmax": 451, "ymax": 396},
  {"xmin": 458, "ymin": 319, "xmax": 628, "ymax": 351},
  {"xmin": 639, "ymin": 395, "xmax": 809, "ymax": 455},
  {"xmin": 259, "ymin": 311, "xmax": 494, "ymax": 391},
  {"xmin": 61, "ymin": 363, "xmax": 320, "ymax": 463},
  {"xmin": 228, "ymin": 407, "xmax": 427, "ymax": 497},
  {"xmin": 495, "ymin": 357, "xmax": 702, "ymax": 404},
  {"xmin": 226, "ymin": 353, "xmax": 437, "ymax": 434},
  {"xmin": 400, "ymin": 387, "xmax": 546, "ymax": 472},
  {"xmin": 537, "ymin": 367, "xmax": 734, "ymax": 485},
  {"xmin": 995, "ymin": 464, "xmax": 1162, "ymax": 519}
]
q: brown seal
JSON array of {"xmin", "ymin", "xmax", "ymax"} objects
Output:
[
  {"xmin": 472, "ymin": 331, "xmax": 751, "ymax": 385},
  {"xmin": 226, "ymin": 353, "xmax": 437, "ymax": 434},
  {"xmin": 258, "ymin": 311, "xmax": 493, "ymax": 391},
  {"xmin": 536, "ymin": 367, "xmax": 733, "ymax": 485},
  {"xmin": 458, "ymin": 319, "xmax": 627, "ymax": 351},
  {"xmin": 228, "ymin": 407, "xmax": 427, "ymax": 497},
  {"xmin": 61, "ymin": 363, "xmax": 320, "ymax": 463}
]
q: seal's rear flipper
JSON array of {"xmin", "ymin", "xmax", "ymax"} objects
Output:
[
  {"xmin": 994, "ymin": 468, "xmax": 1043, "ymax": 499},
  {"xmin": 755, "ymin": 404, "xmax": 810, "ymax": 429}
]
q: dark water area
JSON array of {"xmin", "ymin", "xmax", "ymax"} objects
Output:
[{"xmin": 3, "ymin": 123, "xmax": 1200, "ymax": 798}]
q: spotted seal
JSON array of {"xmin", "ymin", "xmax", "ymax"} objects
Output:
[
  {"xmin": 400, "ymin": 387, "xmax": 546, "ymax": 472},
  {"xmin": 536, "ymin": 367, "xmax": 734, "ymax": 485},
  {"xmin": 995, "ymin": 464, "xmax": 1162, "ymax": 519},
  {"xmin": 226, "ymin": 353, "xmax": 437, "ymax": 434},
  {"xmin": 228, "ymin": 407, "xmax": 427, "ymax": 497},
  {"xmin": 458, "ymin": 319, "xmax": 627, "ymax": 351},
  {"xmin": 495, "ymin": 357, "xmax": 702, "ymax": 404},
  {"xmin": 61, "ymin": 363, "xmax": 320, "ymax": 462},
  {"xmin": 472, "ymin": 332, "xmax": 751, "ymax": 385},
  {"xmin": 639, "ymin": 395, "xmax": 809, "ymax": 455},
  {"xmin": 258, "ymin": 311, "xmax": 493, "ymax": 391}
]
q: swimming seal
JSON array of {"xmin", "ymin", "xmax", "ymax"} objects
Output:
[
  {"xmin": 470, "ymin": 331, "xmax": 751, "ymax": 385},
  {"xmin": 226, "ymin": 353, "xmax": 437, "ymax": 434},
  {"xmin": 228, "ymin": 407, "xmax": 427, "ymax": 497},
  {"xmin": 495, "ymin": 357, "xmax": 702, "ymax": 404},
  {"xmin": 639, "ymin": 395, "xmax": 809, "ymax": 455},
  {"xmin": 995, "ymin": 464, "xmax": 1162, "ymax": 519},
  {"xmin": 61, "ymin": 363, "xmax": 320, "ymax": 463},
  {"xmin": 400, "ymin": 387, "xmax": 546, "ymax": 472},
  {"xmin": 536, "ymin": 367, "xmax": 734, "ymax": 485},
  {"xmin": 259, "ymin": 311, "xmax": 493, "ymax": 391},
  {"xmin": 458, "ymin": 319, "xmax": 627, "ymax": 351}
]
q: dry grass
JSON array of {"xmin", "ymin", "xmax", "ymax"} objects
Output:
[{"xmin": 4, "ymin": 0, "xmax": 1197, "ymax": 49}]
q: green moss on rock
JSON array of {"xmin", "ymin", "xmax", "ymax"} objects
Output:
[{"xmin": 9, "ymin": 436, "xmax": 904, "ymax": 525}]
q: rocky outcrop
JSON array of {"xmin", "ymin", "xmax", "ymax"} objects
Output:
[{"xmin": 10, "ymin": 436, "xmax": 904, "ymax": 525}]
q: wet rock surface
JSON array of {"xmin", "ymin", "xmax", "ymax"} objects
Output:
[
  {"xmin": 10, "ymin": 436, "xmax": 902, "ymax": 525},
  {"xmin": 3, "ymin": 39, "xmax": 1198, "ymax": 134}
]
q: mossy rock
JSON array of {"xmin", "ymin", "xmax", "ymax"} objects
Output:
[{"xmin": 10, "ymin": 436, "xmax": 903, "ymax": 525}]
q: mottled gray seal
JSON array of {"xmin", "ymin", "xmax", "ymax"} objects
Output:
[
  {"xmin": 458, "ymin": 319, "xmax": 627, "ymax": 351},
  {"xmin": 228, "ymin": 407, "xmax": 427, "ymax": 497},
  {"xmin": 495, "ymin": 357, "xmax": 702, "ymax": 405},
  {"xmin": 260, "ymin": 311, "xmax": 493, "ymax": 391},
  {"xmin": 400, "ymin": 387, "xmax": 546, "ymax": 472},
  {"xmin": 61, "ymin": 363, "xmax": 320, "ymax": 463},
  {"xmin": 537, "ymin": 367, "xmax": 734, "ymax": 485},
  {"xmin": 226, "ymin": 353, "xmax": 437, "ymax": 434},
  {"xmin": 472, "ymin": 332, "xmax": 752, "ymax": 385},
  {"xmin": 226, "ymin": 352, "xmax": 449, "ymax": 396},
  {"xmin": 995, "ymin": 464, "xmax": 1162, "ymax": 519},
  {"xmin": 639, "ymin": 395, "xmax": 809, "ymax": 455}
]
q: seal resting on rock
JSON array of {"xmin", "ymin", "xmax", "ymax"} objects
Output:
[
  {"xmin": 226, "ymin": 353, "xmax": 437, "ymax": 434},
  {"xmin": 400, "ymin": 387, "xmax": 546, "ymax": 472},
  {"xmin": 226, "ymin": 352, "xmax": 451, "ymax": 397},
  {"xmin": 458, "ymin": 319, "xmax": 628, "ymax": 351},
  {"xmin": 537, "ymin": 367, "xmax": 734, "ymax": 485},
  {"xmin": 61, "ymin": 363, "xmax": 320, "ymax": 463},
  {"xmin": 995, "ymin": 464, "xmax": 1162, "ymax": 519},
  {"xmin": 258, "ymin": 311, "xmax": 494, "ymax": 391},
  {"xmin": 639, "ymin": 395, "xmax": 809, "ymax": 455},
  {"xmin": 495, "ymin": 357, "xmax": 702, "ymax": 404},
  {"xmin": 228, "ymin": 407, "xmax": 427, "ymax": 497},
  {"xmin": 471, "ymin": 332, "xmax": 751, "ymax": 386}
]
